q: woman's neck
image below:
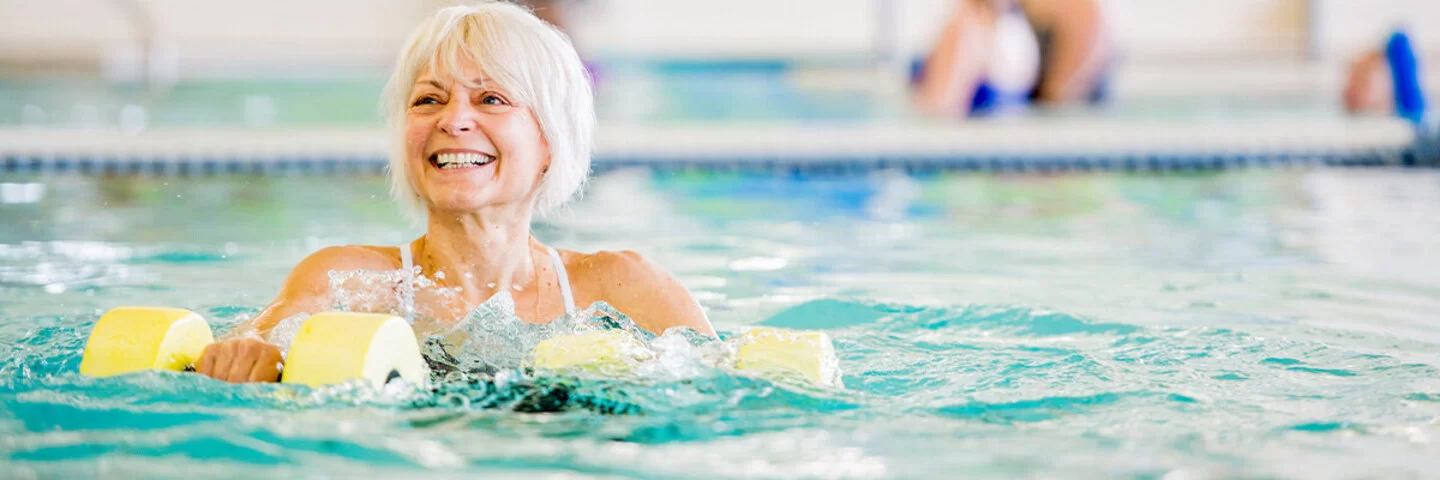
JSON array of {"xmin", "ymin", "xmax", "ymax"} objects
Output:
[{"xmin": 416, "ymin": 206, "xmax": 539, "ymax": 303}]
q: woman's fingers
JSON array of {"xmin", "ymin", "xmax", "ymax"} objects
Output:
[
  {"xmin": 194, "ymin": 338, "xmax": 283, "ymax": 383},
  {"xmin": 226, "ymin": 349, "xmax": 255, "ymax": 382},
  {"xmin": 247, "ymin": 346, "xmax": 283, "ymax": 382},
  {"xmin": 196, "ymin": 344, "xmax": 217, "ymax": 376},
  {"xmin": 207, "ymin": 346, "xmax": 236, "ymax": 382}
]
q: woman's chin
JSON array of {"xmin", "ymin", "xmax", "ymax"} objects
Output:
[
  {"xmin": 415, "ymin": 189, "xmax": 480, "ymax": 212},
  {"xmin": 427, "ymin": 199, "xmax": 489, "ymax": 215},
  {"xmin": 424, "ymin": 194, "xmax": 535, "ymax": 216}
]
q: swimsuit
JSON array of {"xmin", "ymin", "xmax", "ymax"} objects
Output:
[
  {"xmin": 400, "ymin": 242, "xmax": 582, "ymax": 375},
  {"xmin": 398, "ymin": 242, "xmax": 578, "ymax": 324}
]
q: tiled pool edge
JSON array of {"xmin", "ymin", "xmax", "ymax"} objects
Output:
[{"xmin": 1, "ymin": 118, "xmax": 1432, "ymax": 175}]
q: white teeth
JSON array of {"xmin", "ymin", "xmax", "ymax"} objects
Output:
[{"xmin": 434, "ymin": 152, "xmax": 495, "ymax": 169}]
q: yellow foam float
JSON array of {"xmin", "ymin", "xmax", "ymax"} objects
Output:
[
  {"xmin": 527, "ymin": 326, "xmax": 843, "ymax": 388},
  {"xmin": 734, "ymin": 327, "xmax": 842, "ymax": 388},
  {"xmin": 79, "ymin": 306, "xmax": 214, "ymax": 377},
  {"xmin": 529, "ymin": 329, "xmax": 652, "ymax": 375},
  {"xmin": 281, "ymin": 312, "xmax": 426, "ymax": 388}
]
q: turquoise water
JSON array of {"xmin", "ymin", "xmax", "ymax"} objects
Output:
[{"xmin": 2, "ymin": 169, "xmax": 1440, "ymax": 478}]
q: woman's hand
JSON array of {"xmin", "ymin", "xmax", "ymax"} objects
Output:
[{"xmin": 196, "ymin": 338, "xmax": 284, "ymax": 383}]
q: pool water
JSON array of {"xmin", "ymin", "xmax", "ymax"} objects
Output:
[{"xmin": 2, "ymin": 168, "xmax": 1440, "ymax": 478}]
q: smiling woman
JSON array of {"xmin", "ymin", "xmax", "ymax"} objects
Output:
[{"xmin": 192, "ymin": 1, "xmax": 715, "ymax": 383}]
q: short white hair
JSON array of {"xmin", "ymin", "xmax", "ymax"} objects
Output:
[{"xmin": 382, "ymin": 1, "xmax": 595, "ymax": 219}]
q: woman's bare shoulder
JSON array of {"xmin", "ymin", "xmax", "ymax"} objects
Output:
[
  {"xmin": 557, "ymin": 248, "xmax": 715, "ymax": 336},
  {"xmin": 299, "ymin": 245, "xmax": 401, "ymax": 272},
  {"xmin": 559, "ymin": 249, "xmax": 659, "ymax": 289},
  {"xmin": 242, "ymin": 245, "xmax": 404, "ymax": 333},
  {"xmin": 281, "ymin": 245, "xmax": 401, "ymax": 292}
]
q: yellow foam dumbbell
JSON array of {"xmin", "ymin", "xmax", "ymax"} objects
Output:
[
  {"xmin": 80, "ymin": 307, "xmax": 426, "ymax": 389},
  {"xmin": 79, "ymin": 306, "xmax": 215, "ymax": 377},
  {"xmin": 528, "ymin": 329, "xmax": 652, "ymax": 375},
  {"xmin": 527, "ymin": 326, "xmax": 843, "ymax": 388},
  {"xmin": 734, "ymin": 327, "xmax": 843, "ymax": 388},
  {"xmin": 281, "ymin": 312, "xmax": 426, "ymax": 389}
]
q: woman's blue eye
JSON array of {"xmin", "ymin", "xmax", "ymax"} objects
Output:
[
  {"xmin": 481, "ymin": 94, "xmax": 505, "ymax": 106},
  {"xmin": 412, "ymin": 96, "xmax": 439, "ymax": 106}
]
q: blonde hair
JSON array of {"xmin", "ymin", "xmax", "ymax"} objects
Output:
[{"xmin": 382, "ymin": 1, "xmax": 595, "ymax": 219}]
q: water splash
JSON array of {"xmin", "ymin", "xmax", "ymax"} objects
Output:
[
  {"xmin": 324, "ymin": 266, "xmax": 809, "ymax": 389},
  {"xmin": 264, "ymin": 313, "xmax": 307, "ymax": 354},
  {"xmin": 327, "ymin": 266, "xmax": 464, "ymax": 324}
]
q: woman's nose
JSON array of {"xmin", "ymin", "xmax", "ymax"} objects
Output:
[{"xmin": 438, "ymin": 101, "xmax": 478, "ymax": 135}]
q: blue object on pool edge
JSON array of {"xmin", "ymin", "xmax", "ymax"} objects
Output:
[{"xmin": 1386, "ymin": 30, "xmax": 1428, "ymax": 125}]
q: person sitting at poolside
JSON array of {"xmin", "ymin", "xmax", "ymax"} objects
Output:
[
  {"xmin": 195, "ymin": 1, "xmax": 715, "ymax": 383},
  {"xmin": 914, "ymin": 0, "xmax": 1112, "ymax": 117},
  {"xmin": 1343, "ymin": 29, "xmax": 1429, "ymax": 125}
]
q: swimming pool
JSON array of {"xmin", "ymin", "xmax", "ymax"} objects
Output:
[{"xmin": 2, "ymin": 167, "xmax": 1439, "ymax": 478}]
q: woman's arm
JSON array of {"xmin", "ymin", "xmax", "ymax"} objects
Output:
[
  {"xmin": 196, "ymin": 245, "xmax": 395, "ymax": 382},
  {"xmin": 223, "ymin": 246, "xmax": 392, "ymax": 337},
  {"xmin": 586, "ymin": 250, "xmax": 717, "ymax": 337}
]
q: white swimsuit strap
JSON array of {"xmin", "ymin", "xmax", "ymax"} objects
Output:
[
  {"xmin": 546, "ymin": 246, "xmax": 577, "ymax": 316},
  {"xmin": 398, "ymin": 243, "xmax": 415, "ymax": 323},
  {"xmin": 400, "ymin": 243, "xmax": 414, "ymax": 272}
]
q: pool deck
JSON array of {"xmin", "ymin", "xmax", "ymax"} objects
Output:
[{"xmin": 0, "ymin": 117, "xmax": 1425, "ymax": 174}]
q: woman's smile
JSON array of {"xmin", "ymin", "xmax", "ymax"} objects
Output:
[
  {"xmin": 428, "ymin": 147, "xmax": 499, "ymax": 175},
  {"xmin": 429, "ymin": 148, "xmax": 497, "ymax": 170}
]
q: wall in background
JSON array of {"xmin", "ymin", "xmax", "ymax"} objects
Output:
[
  {"xmin": 2, "ymin": 0, "xmax": 1434, "ymax": 65},
  {"xmin": 0, "ymin": 0, "xmax": 1435, "ymax": 94}
]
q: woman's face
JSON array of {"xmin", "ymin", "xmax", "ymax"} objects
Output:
[{"xmin": 405, "ymin": 63, "xmax": 550, "ymax": 215}]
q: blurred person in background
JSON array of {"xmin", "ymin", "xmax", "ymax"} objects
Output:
[
  {"xmin": 1343, "ymin": 29, "xmax": 1428, "ymax": 125},
  {"xmin": 914, "ymin": 0, "xmax": 1112, "ymax": 117},
  {"xmin": 520, "ymin": 0, "xmax": 576, "ymax": 34}
]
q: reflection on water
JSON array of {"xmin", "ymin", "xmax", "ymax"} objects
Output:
[{"xmin": 1, "ymin": 168, "xmax": 1439, "ymax": 478}]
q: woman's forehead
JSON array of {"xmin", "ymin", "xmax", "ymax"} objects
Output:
[
  {"xmin": 412, "ymin": 74, "xmax": 496, "ymax": 88},
  {"xmin": 412, "ymin": 73, "xmax": 500, "ymax": 92},
  {"xmin": 414, "ymin": 58, "xmax": 495, "ymax": 87}
]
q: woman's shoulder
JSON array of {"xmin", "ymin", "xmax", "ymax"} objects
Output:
[
  {"xmin": 295, "ymin": 244, "xmax": 402, "ymax": 274},
  {"xmin": 556, "ymin": 248, "xmax": 678, "ymax": 303},
  {"xmin": 271, "ymin": 244, "xmax": 402, "ymax": 302},
  {"xmin": 558, "ymin": 249, "xmax": 665, "ymax": 288},
  {"xmin": 556, "ymin": 247, "xmax": 715, "ymax": 336}
]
